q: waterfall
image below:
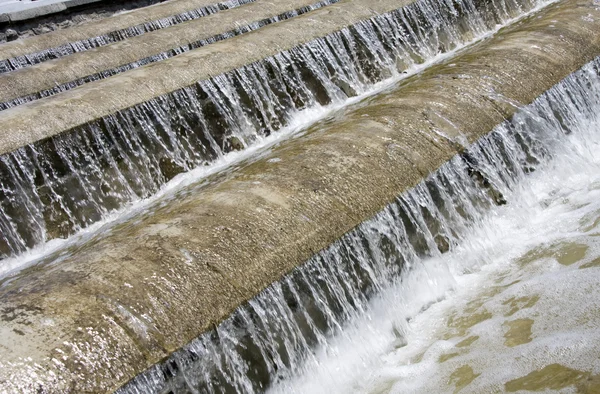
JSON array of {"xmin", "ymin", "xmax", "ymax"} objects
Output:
[
  {"xmin": 117, "ymin": 56, "xmax": 600, "ymax": 393},
  {"xmin": 0, "ymin": 0, "xmax": 256, "ymax": 74},
  {"xmin": 0, "ymin": 0, "xmax": 341, "ymax": 112},
  {"xmin": 0, "ymin": 0, "xmax": 551, "ymax": 259}
]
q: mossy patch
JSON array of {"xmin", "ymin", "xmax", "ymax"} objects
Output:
[
  {"xmin": 503, "ymin": 318, "xmax": 533, "ymax": 347},
  {"xmin": 579, "ymin": 209, "xmax": 600, "ymax": 232},
  {"xmin": 444, "ymin": 310, "xmax": 492, "ymax": 339},
  {"xmin": 449, "ymin": 365, "xmax": 480, "ymax": 393},
  {"xmin": 516, "ymin": 242, "xmax": 588, "ymax": 267},
  {"xmin": 502, "ymin": 295, "xmax": 540, "ymax": 316},
  {"xmin": 555, "ymin": 243, "xmax": 588, "ymax": 266},
  {"xmin": 439, "ymin": 352, "xmax": 460, "ymax": 363},
  {"xmin": 411, "ymin": 351, "xmax": 425, "ymax": 364},
  {"xmin": 505, "ymin": 364, "xmax": 589, "ymax": 392},
  {"xmin": 456, "ymin": 335, "xmax": 479, "ymax": 348},
  {"xmin": 580, "ymin": 257, "xmax": 600, "ymax": 270}
]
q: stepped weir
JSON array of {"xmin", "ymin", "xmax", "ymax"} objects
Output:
[{"xmin": 1, "ymin": 0, "xmax": 600, "ymax": 392}]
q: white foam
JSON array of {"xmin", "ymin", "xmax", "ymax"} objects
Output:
[{"xmin": 267, "ymin": 91, "xmax": 600, "ymax": 393}]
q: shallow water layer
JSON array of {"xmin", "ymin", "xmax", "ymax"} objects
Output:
[{"xmin": 285, "ymin": 187, "xmax": 600, "ymax": 393}]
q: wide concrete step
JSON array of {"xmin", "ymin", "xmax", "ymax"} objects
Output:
[
  {"xmin": 0, "ymin": 0, "xmax": 597, "ymax": 391},
  {"xmin": 0, "ymin": 0, "xmax": 338, "ymax": 111},
  {"xmin": 0, "ymin": 0, "xmax": 179, "ymax": 42}
]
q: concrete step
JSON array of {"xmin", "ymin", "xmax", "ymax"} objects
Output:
[
  {"xmin": 0, "ymin": 0, "xmax": 254, "ymax": 70},
  {"xmin": 0, "ymin": 0, "xmax": 550, "ymax": 259},
  {"xmin": 0, "ymin": 0, "xmax": 532, "ymax": 260},
  {"xmin": 0, "ymin": 0, "xmax": 338, "ymax": 110},
  {"xmin": 0, "ymin": 0, "xmax": 475, "ymax": 157}
]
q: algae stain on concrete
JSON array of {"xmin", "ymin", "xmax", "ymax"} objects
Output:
[
  {"xmin": 503, "ymin": 318, "xmax": 533, "ymax": 347},
  {"xmin": 456, "ymin": 335, "xmax": 479, "ymax": 348},
  {"xmin": 411, "ymin": 351, "xmax": 425, "ymax": 364},
  {"xmin": 580, "ymin": 257, "xmax": 600, "ymax": 269},
  {"xmin": 516, "ymin": 242, "xmax": 588, "ymax": 267},
  {"xmin": 444, "ymin": 310, "xmax": 492, "ymax": 339},
  {"xmin": 555, "ymin": 242, "xmax": 588, "ymax": 266},
  {"xmin": 516, "ymin": 246, "xmax": 555, "ymax": 267},
  {"xmin": 449, "ymin": 365, "xmax": 480, "ymax": 393},
  {"xmin": 502, "ymin": 295, "xmax": 540, "ymax": 317},
  {"xmin": 439, "ymin": 352, "xmax": 460, "ymax": 363},
  {"xmin": 505, "ymin": 364, "xmax": 589, "ymax": 392},
  {"xmin": 367, "ymin": 379, "xmax": 396, "ymax": 394},
  {"xmin": 576, "ymin": 374, "xmax": 600, "ymax": 393},
  {"xmin": 579, "ymin": 208, "xmax": 600, "ymax": 232}
]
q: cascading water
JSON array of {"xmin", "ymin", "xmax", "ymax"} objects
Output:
[
  {"xmin": 117, "ymin": 56, "xmax": 600, "ymax": 393},
  {"xmin": 0, "ymin": 0, "xmax": 256, "ymax": 74},
  {"xmin": 0, "ymin": 0, "xmax": 341, "ymax": 112},
  {"xmin": 0, "ymin": 0, "xmax": 552, "ymax": 259}
]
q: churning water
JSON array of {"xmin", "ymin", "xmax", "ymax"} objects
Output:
[
  {"xmin": 119, "ymin": 56, "xmax": 600, "ymax": 393},
  {"xmin": 270, "ymin": 69, "xmax": 600, "ymax": 394}
]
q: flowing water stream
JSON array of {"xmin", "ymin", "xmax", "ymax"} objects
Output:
[
  {"xmin": 119, "ymin": 56, "xmax": 600, "ymax": 393},
  {"xmin": 0, "ymin": 0, "xmax": 257, "ymax": 74},
  {"xmin": 1, "ymin": 0, "xmax": 598, "ymax": 391},
  {"xmin": 0, "ymin": 0, "xmax": 554, "ymax": 261},
  {"xmin": 0, "ymin": 0, "xmax": 342, "ymax": 112},
  {"xmin": 269, "ymin": 63, "xmax": 600, "ymax": 394}
]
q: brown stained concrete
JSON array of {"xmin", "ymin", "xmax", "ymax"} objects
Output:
[
  {"xmin": 0, "ymin": 0, "xmax": 416, "ymax": 157},
  {"xmin": 517, "ymin": 241, "xmax": 588, "ymax": 267},
  {"xmin": 456, "ymin": 336, "xmax": 479, "ymax": 348},
  {"xmin": 0, "ymin": 0, "xmax": 332, "ymax": 105},
  {"xmin": 503, "ymin": 294, "xmax": 540, "ymax": 316},
  {"xmin": 505, "ymin": 364, "xmax": 591, "ymax": 392},
  {"xmin": 503, "ymin": 318, "xmax": 534, "ymax": 347},
  {"xmin": 449, "ymin": 365, "xmax": 480, "ymax": 393},
  {"xmin": 1, "ymin": 0, "xmax": 600, "ymax": 391},
  {"xmin": 0, "ymin": 0, "xmax": 243, "ymax": 61}
]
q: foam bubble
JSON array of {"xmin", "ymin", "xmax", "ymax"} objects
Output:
[{"xmin": 268, "ymin": 96, "xmax": 600, "ymax": 393}]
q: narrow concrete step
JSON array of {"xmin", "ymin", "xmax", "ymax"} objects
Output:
[
  {"xmin": 0, "ymin": 0, "xmax": 486, "ymax": 156},
  {"xmin": 0, "ymin": 0, "xmax": 255, "ymax": 72},
  {"xmin": 0, "ymin": 0, "xmax": 117, "ymax": 21},
  {"xmin": 0, "ymin": 0, "xmax": 339, "ymax": 110}
]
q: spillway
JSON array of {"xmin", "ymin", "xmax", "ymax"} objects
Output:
[
  {"xmin": 0, "ymin": 0, "xmax": 600, "ymax": 392},
  {"xmin": 0, "ymin": 0, "xmax": 341, "ymax": 112},
  {"xmin": 0, "ymin": 0, "xmax": 552, "ymax": 259},
  {"xmin": 121, "ymin": 54, "xmax": 600, "ymax": 393}
]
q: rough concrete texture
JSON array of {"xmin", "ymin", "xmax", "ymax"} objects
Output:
[
  {"xmin": 0, "ymin": 0, "xmax": 84, "ymax": 15},
  {"xmin": 0, "ymin": 0, "xmax": 238, "ymax": 60},
  {"xmin": 6, "ymin": 3, "xmax": 68, "ymax": 22},
  {"xmin": 0, "ymin": 0, "xmax": 331, "ymax": 106},
  {"xmin": 0, "ymin": 0, "xmax": 420, "ymax": 157},
  {"xmin": 64, "ymin": 0, "xmax": 105, "ymax": 8},
  {"xmin": 1, "ymin": 0, "xmax": 600, "ymax": 391},
  {"xmin": 1, "ymin": 0, "xmax": 159, "ymax": 16}
]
